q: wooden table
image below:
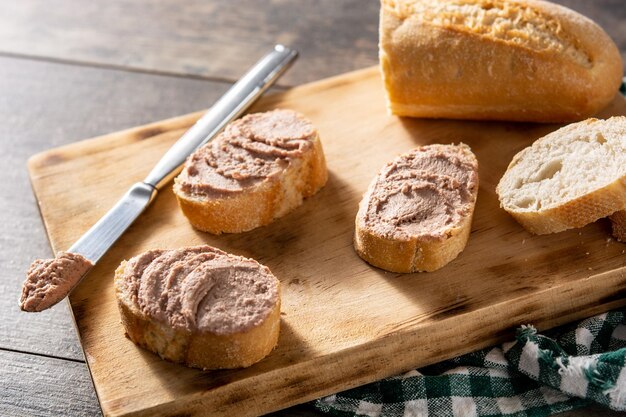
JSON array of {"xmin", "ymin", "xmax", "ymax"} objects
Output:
[{"xmin": 1, "ymin": 1, "xmax": 625, "ymax": 416}]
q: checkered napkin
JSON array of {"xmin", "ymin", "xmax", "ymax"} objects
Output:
[
  {"xmin": 314, "ymin": 82, "xmax": 626, "ymax": 417},
  {"xmin": 314, "ymin": 311, "xmax": 626, "ymax": 417}
]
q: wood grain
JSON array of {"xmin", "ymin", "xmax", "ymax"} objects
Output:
[
  {"xmin": 28, "ymin": 67, "xmax": 626, "ymax": 417},
  {"xmin": 0, "ymin": 349, "xmax": 101, "ymax": 416},
  {"xmin": 0, "ymin": 0, "xmax": 622, "ymax": 87},
  {"xmin": 0, "ymin": 0, "xmax": 379, "ymax": 86}
]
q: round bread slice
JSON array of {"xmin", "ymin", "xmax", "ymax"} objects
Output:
[
  {"xmin": 173, "ymin": 109, "xmax": 328, "ymax": 234},
  {"xmin": 114, "ymin": 245, "xmax": 280, "ymax": 370},
  {"xmin": 496, "ymin": 117, "xmax": 626, "ymax": 235},
  {"xmin": 355, "ymin": 144, "xmax": 479, "ymax": 273}
]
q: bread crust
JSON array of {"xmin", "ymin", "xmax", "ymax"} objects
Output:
[
  {"xmin": 505, "ymin": 179, "xmax": 626, "ymax": 235},
  {"xmin": 609, "ymin": 211, "xmax": 626, "ymax": 242},
  {"xmin": 380, "ymin": 0, "xmax": 623, "ymax": 122},
  {"xmin": 114, "ymin": 262, "xmax": 281, "ymax": 370},
  {"xmin": 355, "ymin": 212, "xmax": 474, "ymax": 273},
  {"xmin": 174, "ymin": 134, "xmax": 327, "ymax": 234}
]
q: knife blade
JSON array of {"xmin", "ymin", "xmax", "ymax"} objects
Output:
[{"xmin": 55, "ymin": 45, "xmax": 297, "ymax": 307}]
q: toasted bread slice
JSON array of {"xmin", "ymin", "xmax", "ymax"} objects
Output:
[
  {"xmin": 174, "ymin": 109, "xmax": 327, "ymax": 234},
  {"xmin": 114, "ymin": 245, "xmax": 281, "ymax": 370},
  {"xmin": 355, "ymin": 144, "xmax": 479, "ymax": 273},
  {"xmin": 497, "ymin": 117, "xmax": 626, "ymax": 235}
]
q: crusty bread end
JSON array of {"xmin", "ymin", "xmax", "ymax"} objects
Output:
[{"xmin": 379, "ymin": 0, "xmax": 623, "ymax": 122}]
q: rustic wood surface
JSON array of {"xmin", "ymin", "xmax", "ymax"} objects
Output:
[
  {"xmin": 27, "ymin": 68, "xmax": 626, "ymax": 417},
  {"xmin": 1, "ymin": 0, "xmax": 625, "ymax": 416},
  {"xmin": 0, "ymin": 0, "xmax": 623, "ymax": 87}
]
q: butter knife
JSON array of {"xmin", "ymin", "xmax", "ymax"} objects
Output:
[{"xmin": 53, "ymin": 45, "xmax": 297, "ymax": 308}]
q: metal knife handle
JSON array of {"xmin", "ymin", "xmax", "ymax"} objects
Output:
[
  {"xmin": 143, "ymin": 44, "xmax": 298, "ymax": 189},
  {"xmin": 68, "ymin": 182, "xmax": 156, "ymax": 263}
]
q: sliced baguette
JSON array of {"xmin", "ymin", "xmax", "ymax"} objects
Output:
[
  {"xmin": 497, "ymin": 117, "xmax": 626, "ymax": 234},
  {"xmin": 114, "ymin": 246, "xmax": 281, "ymax": 370},
  {"xmin": 355, "ymin": 144, "xmax": 479, "ymax": 273},
  {"xmin": 174, "ymin": 109, "xmax": 327, "ymax": 234}
]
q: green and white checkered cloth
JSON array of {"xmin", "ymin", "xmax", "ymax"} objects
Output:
[
  {"xmin": 314, "ymin": 311, "xmax": 626, "ymax": 417},
  {"xmin": 313, "ymin": 81, "xmax": 626, "ymax": 417}
]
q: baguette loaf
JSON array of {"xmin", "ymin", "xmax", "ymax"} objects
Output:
[
  {"xmin": 379, "ymin": 0, "xmax": 623, "ymax": 122},
  {"xmin": 114, "ymin": 245, "xmax": 280, "ymax": 370},
  {"xmin": 174, "ymin": 109, "xmax": 327, "ymax": 234},
  {"xmin": 355, "ymin": 144, "xmax": 479, "ymax": 273},
  {"xmin": 496, "ymin": 117, "xmax": 626, "ymax": 235}
]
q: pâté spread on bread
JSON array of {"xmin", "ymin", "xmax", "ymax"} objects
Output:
[
  {"xmin": 20, "ymin": 252, "xmax": 93, "ymax": 312},
  {"xmin": 355, "ymin": 144, "xmax": 479, "ymax": 273},
  {"xmin": 115, "ymin": 245, "xmax": 280, "ymax": 369},
  {"xmin": 174, "ymin": 109, "xmax": 327, "ymax": 234}
]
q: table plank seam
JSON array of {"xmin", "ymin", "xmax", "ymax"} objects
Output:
[
  {"xmin": 0, "ymin": 346, "xmax": 85, "ymax": 365},
  {"xmin": 0, "ymin": 50, "xmax": 256, "ymax": 87}
]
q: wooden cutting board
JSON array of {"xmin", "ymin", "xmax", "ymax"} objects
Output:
[{"xmin": 28, "ymin": 67, "xmax": 626, "ymax": 417}]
